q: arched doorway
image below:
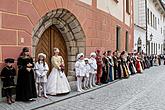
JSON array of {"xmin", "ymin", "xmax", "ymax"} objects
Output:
[
  {"xmin": 32, "ymin": 9, "xmax": 86, "ymax": 80},
  {"xmin": 137, "ymin": 37, "xmax": 142, "ymax": 52},
  {"xmin": 35, "ymin": 25, "xmax": 68, "ymax": 74}
]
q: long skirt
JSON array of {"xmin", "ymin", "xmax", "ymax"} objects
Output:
[
  {"xmin": 46, "ymin": 68, "xmax": 71, "ymax": 95},
  {"xmin": 136, "ymin": 61, "xmax": 143, "ymax": 73},
  {"xmin": 109, "ymin": 65, "xmax": 114, "ymax": 82},
  {"xmin": 16, "ymin": 69, "xmax": 37, "ymax": 101}
]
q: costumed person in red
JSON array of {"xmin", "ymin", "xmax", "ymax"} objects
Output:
[
  {"xmin": 95, "ymin": 49, "xmax": 103, "ymax": 85},
  {"xmin": 135, "ymin": 53, "xmax": 143, "ymax": 73}
]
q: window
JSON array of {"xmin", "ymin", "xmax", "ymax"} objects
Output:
[
  {"xmin": 126, "ymin": 0, "xmax": 130, "ymax": 14},
  {"xmin": 151, "ymin": 42, "xmax": 153, "ymax": 54},
  {"xmin": 153, "ymin": 14, "xmax": 155, "ymax": 28},
  {"xmin": 125, "ymin": 31, "xmax": 129, "ymax": 51},
  {"xmin": 156, "ymin": 43, "xmax": 157, "ymax": 54},
  {"xmin": 151, "ymin": 12, "xmax": 152, "ymax": 27},
  {"xmin": 155, "ymin": 17, "xmax": 157, "ymax": 30},
  {"xmin": 116, "ymin": 26, "xmax": 121, "ymax": 51},
  {"xmin": 153, "ymin": 15, "xmax": 155, "ymax": 28},
  {"xmin": 147, "ymin": 9, "xmax": 150, "ymax": 24}
]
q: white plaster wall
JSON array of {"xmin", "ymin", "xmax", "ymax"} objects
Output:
[
  {"xmin": 97, "ymin": 0, "xmax": 123, "ymax": 22},
  {"xmin": 134, "ymin": 26, "xmax": 146, "ymax": 53},
  {"xmin": 134, "ymin": 0, "xmax": 139, "ymax": 24},
  {"xmin": 125, "ymin": 0, "xmax": 131, "ymax": 26},
  {"xmin": 78, "ymin": 0, "xmax": 92, "ymax": 5},
  {"xmin": 147, "ymin": 0, "xmax": 165, "ymax": 54}
]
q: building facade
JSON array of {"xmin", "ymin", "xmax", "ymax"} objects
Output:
[
  {"xmin": 134, "ymin": 0, "xmax": 165, "ymax": 55},
  {"xmin": 0, "ymin": 0, "xmax": 134, "ymax": 100},
  {"xmin": 134, "ymin": 0, "xmax": 146, "ymax": 53}
]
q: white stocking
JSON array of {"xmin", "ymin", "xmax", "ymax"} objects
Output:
[
  {"xmin": 77, "ymin": 77, "xmax": 82, "ymax": 91},
  {"xmin": 85, "ymin": 77, "xmax": 89, "ymax": 88},
  {"xmin": 42, "ymin": 83, "xmax": 47, "ymax": 97},
  {"xmin": 89, "ymin": 73, "xmax": 93, "ymax": 88},
  {"xmin": 92, "ymin": 74, "xmax": 96, "ymax": 86},
  {"xmin": 37, "ymin": 83, "xmax": 41, "ymax": 97}
]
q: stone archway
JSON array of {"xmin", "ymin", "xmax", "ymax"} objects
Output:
[{"xmin": 32, "ymin": 8, "xmax": 86, "ymax": 80}]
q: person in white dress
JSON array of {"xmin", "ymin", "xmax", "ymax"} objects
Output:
[
  {"xmin": 75, "ymin": 53, "xmax": 86, "ymax": 92},
  {"xmin": 83, "ymin": 58, "xmax": 91, "ymax": 89},
  {"xmin": 89, "ymin": 52, "xmax": 97, "ymax": 88},
  {"xmin": 35, "ymin": 53, "xmax": 49, "ymax": 98},
  {"xmin": 46, "ymin": 48, "xmax": 71, "ymax": 95}
]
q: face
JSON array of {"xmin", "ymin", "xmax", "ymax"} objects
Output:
[
  {"xmin": 92, "ymin": 55, "xmax": 96, "ymax": 58},
  {"xmin": 108, "ymin": 52, "xmax": 111, "ymax": 56},
  {"xmin": 54, "ymin": 51, "xmax": 59, "ymax": 55},
  {"xmin": 7, "ymin": 63, "xmax": 12, "ymax": 67},
  {"xmin": 85, "ymin": 60, "xmax": 88, "ymax": 64},
  {"xmin": 24, "ymin": 51, "xmax": 29, "ymax": 56},
  {"xmin": 80, "ymin": 56, "xmax": 84, "ymax": 60},
  {"xmin": 39, "ymin": 56, "xmax": 44, "ymax": 60}
]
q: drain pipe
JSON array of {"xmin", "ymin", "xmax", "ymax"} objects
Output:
[{"xmin": 145, "ymin": 0, "xmax": 148, "ymax": 55}]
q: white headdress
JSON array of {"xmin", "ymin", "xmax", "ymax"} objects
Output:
[
  {"xmin": 90, "ymin": 52, "xmax": 96, "ymax": 57},
  {"xmin": 38, "ymin": 53, "xmax": 46, "ymax": 59},
  {"xmin": 77, "ymin": 53, "xmax": 84, "ymax": 60}
]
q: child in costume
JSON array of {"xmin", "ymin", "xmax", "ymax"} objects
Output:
[{"xmin": 1, "ymin": 58, "xmax": 16, "ymax": 104}]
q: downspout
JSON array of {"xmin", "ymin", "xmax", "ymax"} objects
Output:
[{"xmin": 145, "ymin": 0, "xmax": 148, "ymax": 55}]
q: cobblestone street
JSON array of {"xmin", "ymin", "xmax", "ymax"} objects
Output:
[
  {"xmin": 37, "ymin": 65, "xmax": 165, "ymax": 110},
  {"xmin": 1, "ymin": 65, "xmax": 165, "ymax": 110}
]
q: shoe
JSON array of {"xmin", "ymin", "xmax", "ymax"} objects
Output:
[
  {"xmin": 7, "ymin": 98, "xmax": 12, "ymax": 105},
  {"xmin": 43, "ymin": 96, "xmax": 48, "ymax": 99},
  {"xmin": 77, "ymin": 89, "xmax": 82, "ymax": 92},
  {"xmin": 29, "ymin": 99, "xmax": 36, "ymax": 102},
  {"xmin": 10, "ymin": 97, "xmax": 15, "ymax": 103},
  {"xmin": 80, "ymin": 89, "xmax": 85, "ymax": 92}
]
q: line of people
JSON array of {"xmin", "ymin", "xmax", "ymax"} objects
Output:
[
  {"xmin": 0, "ymin": 47, "xmax": 71, "ymax": 104},
  {"xmin": 74, "ymin": 49, "xmax": 163, "ymax": 92},
  {"xmin": 0, "ymin": 47, "xmax": 163, "ymax": 104}
]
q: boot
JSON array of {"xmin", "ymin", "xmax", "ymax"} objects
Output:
[
  {"xmin": 10, "ymin": 97, "xmax": 15, "ymax": 103},
  {"xmin": 7, "ymin": 97, "xmax": 12, "ymax": 105}
]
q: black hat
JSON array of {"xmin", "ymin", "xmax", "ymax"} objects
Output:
[
  {"xmin": 5, "ymin": 58, "xmax": 14, "ymax": 63},
  {"xmin": 23, "ymin": 47, "xmax": 29, "ymax": 52},
  {"xmin": 107, "ymin": 50, "xmax": 111, "ymax": 53}
]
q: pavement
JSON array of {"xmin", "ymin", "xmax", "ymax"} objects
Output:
[{"xmin": 1, "ymin": 65, "xmax": 165, "ymax": 110}]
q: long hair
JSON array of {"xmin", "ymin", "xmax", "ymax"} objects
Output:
[{"xmin": 38, "ymin": 58, "xmax": 46, "ymax": 67}]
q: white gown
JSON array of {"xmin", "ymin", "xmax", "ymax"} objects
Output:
[{"xmin": 46, "ymin": 56, "xmax": 71, "ymax": 95}]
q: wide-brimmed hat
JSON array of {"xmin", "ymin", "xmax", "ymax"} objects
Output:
[
  {"xmin": 38, "ymin": 53, "xmax": 46, "ymax": 58},
  {"xmin": 77, "ymin": 53, "xmax": 84, "ymax": 59},
  {"xmin": 90, "ymin": 52, "xmax": 96, "ymax": 57},
  {"xmin": 5, "ymin": 58, "xmax": 14, "ymax": 63}
]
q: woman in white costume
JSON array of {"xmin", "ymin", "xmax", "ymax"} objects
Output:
[
  {"xmin": 89, "ymin": 52, "xmax": 97, "ymax": 88},
  {"xmin": 35, "ymin": 53, "xmax": 49, "ymax": 98},
  {"xmin": 75, "ymin": 53, "xmax": 86, "ymax": 92},
  {"xmin": 46, "ymin": 48, "xmax": 71, "ymax": 95}
]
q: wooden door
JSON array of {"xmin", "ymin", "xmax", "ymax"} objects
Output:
[{"xmin": 35, "ymin": 25, "xmax": 68, "ymax": 75}]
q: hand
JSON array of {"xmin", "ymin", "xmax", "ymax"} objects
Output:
[
  {"xmin": 26, "ymin": 68, "xmax": 31, "ymax": 72},
  {"xmin": 27, "ymin": 63, "xmax": 32, "ymax": 67}
]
